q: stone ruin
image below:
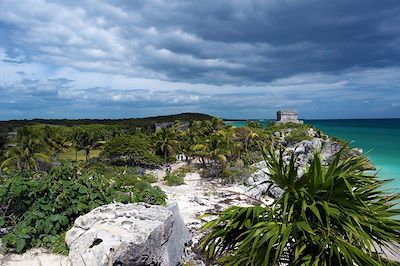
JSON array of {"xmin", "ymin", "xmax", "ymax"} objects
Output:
[{"xmin": 276, "ymin": 110, "xmax": 303, "ymax": 124}]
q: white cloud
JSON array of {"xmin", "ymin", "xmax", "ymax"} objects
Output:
[{"xmin": 0, "ymin": 0, "xmax": 399, "ymax": 119}]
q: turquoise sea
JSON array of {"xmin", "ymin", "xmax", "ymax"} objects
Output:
[{"xmin": 225, "ymin": 119, "xmax": 400, "ymax": 192}]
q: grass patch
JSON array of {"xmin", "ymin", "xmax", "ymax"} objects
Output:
[{"xmin": 58, "ymin": 148, "xmax": 102, "ymax": 161}]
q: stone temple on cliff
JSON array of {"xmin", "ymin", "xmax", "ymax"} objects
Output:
[{"xmin": 276, "ymin": 110, "xmax": 303, "ymax": 124}]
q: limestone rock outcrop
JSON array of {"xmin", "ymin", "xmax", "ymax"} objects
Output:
[
  {"xmin": 66, "ymin": 203, "xmax": 190, "ymax": 266},
  {"xmin": 247, "ymin": 126, "xmax": 368, "ymax": 200},
  {"xmin": 247, "ymin": 162, "xmax": 283, "ymax": 199}
]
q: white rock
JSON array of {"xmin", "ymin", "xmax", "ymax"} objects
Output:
[
  {"xmin": 321, "ymin": 141, "xmax": 341, "ymax": 163},
  {"xmin": 66, "ymin": 203, "xmax": 189, "ymax": 266},
  {"xmin": 193, "ymin": 196, "xmax": 205, "ymax": 205}
]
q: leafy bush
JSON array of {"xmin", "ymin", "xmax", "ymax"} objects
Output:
[
  {"xmin": 0, "ymin": 164, "xmax": 166, "ymax": 253},
  {"xmin": 102, "ymin": 134, "xmax": 162, "ymax": 168},
  {"xmin": 285, "ymin": 128, "xmax": 312, "ymax": 143},
  {"xmin": 139, "ymin": 173, "xmax": 157, "ymax": 183},
  {"xmin": 265, "ymin": 121, "xmax": 312, "ymax": 133},
  {"xmin": 164, "ymin": 169, "xmax": 185, "ymax": 186},
  {"xmin": 166, "ymin": 156, "xmax": 177, "ymax": 163},
  {"xmin": 201, "ymin": 148, "xmax": 400, "ymax": 265},
  {"xmin": 220, "ymin": 166, "xmax": 253, "ymax": 184},
  {"xmin": 130, "ymin": 180, "xmax": 166, "ymax": 204},
  {"xmin": 241, "ymin": 150, "xmax": 263, "ymax": 166},
  {"xmin": 51, "ymin": 232, "xmax": 68, "ymax": 255},
  {"xmin": 265, "ymin": 122, "xmax": 314, "ymax": 144},
  {"xmin": 177, "ymin": 164, "xmax": 198, "ymax": 174}
]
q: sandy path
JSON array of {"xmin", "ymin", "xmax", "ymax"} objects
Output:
[
  {"xmin": 148, "ymin": 162, "xmax": 264, "ymax": 265},
  {"xmin": 1, "ymin": 248, "xmax": 69, "ymax": 266},
  {"xmin": 148, "ymin": 162, "xmax": 258, "ymax": 225}
]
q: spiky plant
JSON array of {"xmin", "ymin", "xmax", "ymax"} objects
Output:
[{"xmin": 200, "ymin": 147, "xmax": 400, "ymax": 265}]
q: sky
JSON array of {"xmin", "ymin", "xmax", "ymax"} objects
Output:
[{"xmin": 0, "ymin": 0, "xmax": 399, "ymax": 120}]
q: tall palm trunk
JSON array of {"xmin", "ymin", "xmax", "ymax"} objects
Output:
[{"xmin": 85, "ymin": 148, "xmax": 90, "ymax": 162}]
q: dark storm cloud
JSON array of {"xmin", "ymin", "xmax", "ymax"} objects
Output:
[
  {"xmin": 1, "ymin": 0, "xmax": 399, "ymax": 84},
  {"xmin": 0, "ymin": 0, "xmax": 399, "ymax": 119},
  {"xmin": 112, "ymin": 0, "xmax": 400, "ymax": 83}
]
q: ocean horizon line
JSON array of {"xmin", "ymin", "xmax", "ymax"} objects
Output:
[{"xmin": 224, "ymin": 117, "xmax": 400, "ymax": 122}]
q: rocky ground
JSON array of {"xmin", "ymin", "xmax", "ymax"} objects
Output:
[{"xmin": 148, "ymin": 162, "xmax": 273, "ymax": 265}]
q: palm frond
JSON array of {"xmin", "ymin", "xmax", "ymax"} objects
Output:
[{"xmin": 201, "ymin": 145, "xmax": 400, "ymax": 265}]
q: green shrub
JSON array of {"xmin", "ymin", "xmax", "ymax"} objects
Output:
[
  {"xmin": 246, "ymin": 121, "xmax": 263, "ymax": 129},
  {"xmin": 51, "ymin": 232, "xmax": 69, "ymax": 255},
  {"xmin": 241, "ymin": 150, "xmax": 263, "ymax": 166},
  {"xmin": 139, "ymin": 173, "xmax": 157, "ymax": 183},
  {"xmin": 173, "ymin": 166, "xmax": 192, "ymax": 176},
  {"xmin": 265, "ymin": 121, "xmax": 311, "ymax": 132},
  {"xmin": 166, "ymin": 156, "xmax": 177, "ymax": 163},
  {"xmin": 164, "ymin": 171, "xmax": 185, "ymax": 186},
  {"xmin": 0, "ymin": 164, "xmax": 166, "ymax": 253},
  {"xmin": 131, "ymin": 180, "xmax": 166, "ymax": 204},
  {"xmin": 285, "ymin": 128, "xmax": 312, "ymax": 143},
  {"xmin": 220, "ymin": 166, "xmax": 253, "ymax": 184}
]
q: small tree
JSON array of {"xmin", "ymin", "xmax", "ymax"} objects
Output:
[{"xmin": 102, "ymin": 134, "xmax": 161, "ymax": 168}]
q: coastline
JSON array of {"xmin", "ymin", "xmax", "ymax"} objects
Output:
[{"xmin": 225, "ymin": 118, "xmax": 400, "ymax": 192}]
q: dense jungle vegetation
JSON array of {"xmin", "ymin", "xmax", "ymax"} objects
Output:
[
  {"xmin": 0, "ymin": 113, "xmax": 399, "ymax": 265},
  {"xmin": 0, "ymin": 114, "xmax": 270, "ymax": 253}
]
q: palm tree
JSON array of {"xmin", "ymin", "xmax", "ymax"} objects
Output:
[
  {"xmin": 173, "ymin": 120, "xmax": 182, "ymax": 132},
  {"xmin": 71, "ymin": 129, "xmax": 84, "ymax": 162},
  {"xmin": 1, "ymin": 130, "xmax": 49, "ymax": 171},
  {"xmin": 221, "ymin": 126, "xmax": 241, "ymax": 161},
  {"xmin": 71, "ymin": 129, "xmax": 103, "ymax": 162},
  {"xmin": 42, "ymin": 126, "xmax": 70, "ymax": 159},
  {"xmin": 190, "ymin": 141, "xmax": 209, "ymax": 166},
  {"xmin": 154, "ymin": 128, "xmax": 179, "ymax": 162},
  {"xmin": 201, "ymin": 147, "xmax": 400, "ymax": 265},
  {"xmin": 178, "ymin": 130, "xmax": 191, "ymax": 161},
  {"xmin": 190, "ymin": 132, "xmax": 230, "ymax": 172},
  {"xmin": 244, "ymin": 129, "xmax": 259, "ymax": 152},
  {"xmin": 0, "ymin": 132, "xmax": 7, "ymax": 157},
  {"xmin": 206, "ymin": 132, "xmax": 230, "ymax": 177},
  {"xmin": 184, "ymin": 121, "xmax": 206, "ymax": 161},
  {"xmin": 202, "ymin": 117, "xmax": 224, "ymax": 135}
]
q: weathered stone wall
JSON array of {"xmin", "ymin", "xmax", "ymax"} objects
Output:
[{"xmin": 276, "ymin": 111, "xmax": 302, "ymax": 123}]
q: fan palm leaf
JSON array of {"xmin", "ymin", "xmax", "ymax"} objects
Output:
[{"xmin": 201, "ymin": 146, "xmax": 400, "ymax": 265}]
